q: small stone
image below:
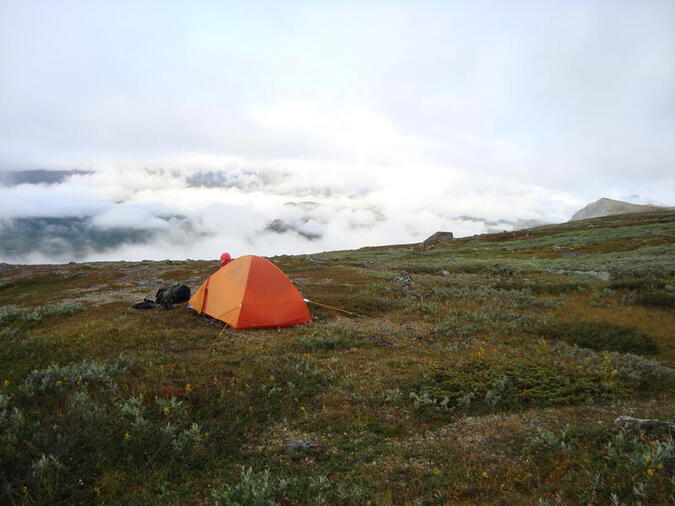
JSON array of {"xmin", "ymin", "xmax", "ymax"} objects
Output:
[
  {"xmin": 439, "ymin": 270, "xmax": 450, "ymax": 276},
  {"xmin": 392, "ymin": 271, "xmax": 415, "ymax": 288},
  {"xmin": 285, "ymin": 440, "xmax": 321, "ymax": 450},
  {"xmin": 614, "ymin": 416, "xmax": 675, "ymax": 436}
]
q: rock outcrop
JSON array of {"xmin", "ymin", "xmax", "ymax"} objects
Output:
[{"xmin": 421, "ymin": 231, "xmax": 454, "ymax": 247}]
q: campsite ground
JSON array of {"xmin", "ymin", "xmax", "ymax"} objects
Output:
[{"xmin": 1, "ymin": 210, "xmax": 674, "ymax": 505}]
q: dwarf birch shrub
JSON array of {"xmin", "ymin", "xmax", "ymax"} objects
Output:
[
  {"xmin": 539, "ymin": 321, "xmax": 659, "ymax": 355},
  {"xmin": 0, "ymin": 394, "xmax": 27, "ymax": 463},
  {"xmin": 0, "ymin": 327, "xmax": 21, "ymax": 339},
  {"xmin": 29, "ymin": 454, "xmax": 65, "ymax": 502},
  {"xmin": 531, "ymin": 424, "xmax": 573, "ymax": 452},
  {"xmin": 211, "ymin": 466, "xmax": 367, "ymax": 505},
  {"xmin": 632, "ymin": 291, "xmax": 675, "ymax": 309},
  {"xmin": 436, "ymin": 305, "xmax": 550, "ymax": 337},
  {"xmin": 212, "ymin": 467, "xmax": 288, "ymax": 505},
  {"xmin": 294, "ymin": 323, "xmax": 358, "ymax": 351},
  {"xmin": 530, "ymin": 428, "xmax": 674, "ymax": 505},
  {"xmin": 548, "ymin": 342, "xmax": 673, "ymax": 387},
  {"xmin": 0, "ymin": 302, "xmax": 85, "ymax": 326},
  {"xmin": 22, "ymin": 301, "xmax": 86, "ymax": 323},
  {"xmin": 0, "ymin": 305, "xmax": 22, "ymax": 324},
  {"xmin": 207, "ymin": 354, "xmax": 336, "ymax": 435},
  {"xmin": 0, "ymin": 356, "xmax": 211, "ymax": 503},
  {"xmin": 20, "ymin": 356, "xmax": 131, "ymax": 394},
  {"xmin": 412, "ymin": 343, "xmax": 673, "ymax": 417}
]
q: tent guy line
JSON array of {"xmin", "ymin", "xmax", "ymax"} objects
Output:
[{"xmin": 304, "ymin": 299, "xmax": 364, "ymax": 318}]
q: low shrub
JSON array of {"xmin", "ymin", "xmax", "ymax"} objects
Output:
[
  {"xmin": 538, "ymin": 321, "xmax": 658, "ymax": 355},
  {"xmin": 435, "ymin": 310, "xmax": 474, "ymax": 338},
  {"xmin": 435, "ymin": 306, "xmax": 548, "ymax": 336},
  {"xmin": 20, "ymin": 356, "xmax": 131, "ymax": 395},
  {"xmin": 608, "ymin": 279, "xmax": 666, "ymax": 291},
  {"xmin": 411, "ymin": 343, "xmax": 672, "ymax": 417},
  {"xmin": 294, "ymin": 323, "xmax": 358, "ymax": 351},
  {"xmin": 631, "ymin": 291, "xmax": 675, "ymax": 309},
  {"xmin": 211, "ymin": 466, "xmax": 367, "ymax": 505},
  {"xmin": 21, "ymin": 301, "xmax": 86, "ymax": 323},
  {"xmin": 495, "ymin": 282, "xmax": 586, "ymax": 295},
  {"xmin": 0, "ymin": 302, "xmax": 86, "ymax": 326},
  {"xmin": 550, "ymin": 343, "xmax": 672, "ymax": 388},
  {"xmin": 413, "ymin": 357, "xmax": 617, "ymax": 416},
  {"xmin": 212, "ymin": 467, "xmax": 289, "ymax": 505},
  {"xmin": 0, "ymin": 327, "xmax": 21, "ymax": 339},
  {"xmin": 0, "ymin": 305, "xmax": 22, "ymax": 325},
  {"xmin": 0, "ymin": 356, "xmax": 210, "ymax": 504},
  {"xmin": 350, "ymin": 295, "xmax": 399, "ymax": 314},
  {"xmin": 209, "ymin": 355, "xmax": 338, "ymax": 433},
  {"xmin": 529, "ymin": 428, "xmax": 674, "ymax": 505}
]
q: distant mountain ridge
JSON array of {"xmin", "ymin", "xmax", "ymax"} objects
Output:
[{"xmin": 569, "ymin": 198, "xmax": 665, "ymax": 222}]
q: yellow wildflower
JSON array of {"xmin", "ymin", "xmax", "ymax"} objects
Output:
[
  {"xmin": 124, "ymin": 432, "xmax": 132, "ymax": 440},
  {"xmin": 481, "ymin": 471, "xmax": 489, "ymax": 478},
  {"xmin": 185, "ymin": 383, "xmax": 192, "ymax": 393},
  {"xmin": 163, "ymin": 407, "xmax": 170, "ymax": 416},
  {"xmin": 268, "ymin": 375, "xmax": 275, "ymax": 381},
  {"xmin": 2, "ymin": 379, "xmax": 9, "ymax": 386},
  {"xmin": 644, "ymin": 455, "xmax": 652, "ymax": 462},
  {"xmin": 646, "ymin": 468, "xmax": 655, "ymax": 476},
  {"xmin": 55, "ymin": 380, "xmax": 63, "ymax": 387}
]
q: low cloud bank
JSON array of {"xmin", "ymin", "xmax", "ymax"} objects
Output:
[{"xmin": 0, "ymin": 159, "xmax": 652, "ymax": 264}]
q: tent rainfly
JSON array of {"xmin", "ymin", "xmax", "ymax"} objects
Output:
[{"xmin": 189, "ymin": 255, "xmax": 311, "ymax": 329}]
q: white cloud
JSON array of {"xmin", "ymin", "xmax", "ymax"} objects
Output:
[
  {"xmin": 89, "ymin": 203, "xmax": 173, "ymax": 230},
  {"xmin": 0, "ymin": 184, "xmax": 108, "ymax": 219}
]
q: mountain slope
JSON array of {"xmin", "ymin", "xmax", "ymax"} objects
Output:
[{"xmin": 570, "ymin": 197, "xmax": 663, "ymax": 221}]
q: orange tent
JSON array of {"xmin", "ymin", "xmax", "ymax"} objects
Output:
[{"xmin": 189, "ymin": 255, "xmax": 312, "ymax": 329}]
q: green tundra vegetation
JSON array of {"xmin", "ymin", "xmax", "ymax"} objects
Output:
[{"xmin": 0, "ymin": 210, "xmax": 673, "ymax": 505}]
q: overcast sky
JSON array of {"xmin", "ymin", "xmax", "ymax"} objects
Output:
[{"xmin": 0, "ymin": 0, "xmax": 673, "ymax": 261}]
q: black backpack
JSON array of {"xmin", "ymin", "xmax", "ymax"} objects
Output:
[{"xmin": 155, "ymin": 284, "xmax": 191, "ymax": 308}]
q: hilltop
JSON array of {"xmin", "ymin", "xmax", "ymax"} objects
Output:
[
  {"xmin": 1, "ymin": 210, "xmax": 674, "ymax": 504},
  {"xmin": 569, "ymin": 197, "xmax": 665, "ymax": 222}
]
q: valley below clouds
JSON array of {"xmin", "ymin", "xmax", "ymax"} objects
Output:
[{"xmin": 0, "ymin": 161, "xmax": 574, "ymax": 264}]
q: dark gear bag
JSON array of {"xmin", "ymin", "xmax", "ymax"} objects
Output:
[
  {"xmin": 155, "ymin": 283, "xmax": 191, "ymax": 308},
  {"xmin": 132, "ymin": 298, "xmax": 156, "ymax": 310}
]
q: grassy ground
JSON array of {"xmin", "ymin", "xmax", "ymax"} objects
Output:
[{"xmin": 1, "ymin": 210, "xmax": 674, "ymax": 505}]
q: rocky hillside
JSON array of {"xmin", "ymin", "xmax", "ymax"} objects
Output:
[
  {"xmin": 1, "ymin": 210, "xmax": 674, "ymax": 504},
  {"xmin": 570, "ymin": 197, "xmax": 664, "ymax": 222}
]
